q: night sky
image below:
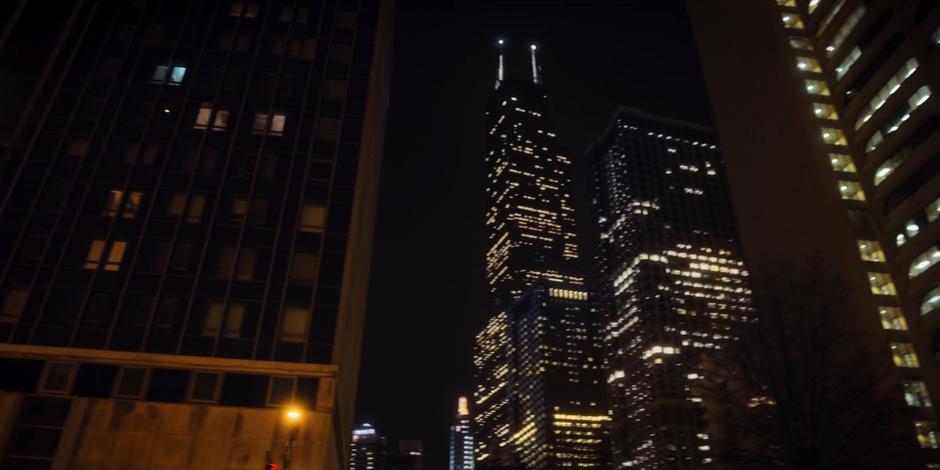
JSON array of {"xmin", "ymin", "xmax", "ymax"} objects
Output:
[{"xmin": 356, "ymin": 1, "xmax": 713, "ymax": 467}]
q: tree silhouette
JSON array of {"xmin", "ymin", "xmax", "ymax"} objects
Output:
[{"xmin": 698, "ymin": 259, "xmax": 919, "ymax": 470}]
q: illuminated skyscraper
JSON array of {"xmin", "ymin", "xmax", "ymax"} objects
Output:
[
  {"xmin": 687, "ymin": 0, "xmax": 939, "ymax": 463},
  {"xmin": 473, "ymin": 312, "xmax": 515, "ymax": 465},
  {"xmin": 0, "ymin": 1, "xmax": 392, "ymax": 468},
  {"xmin": 589, "ymin": 108, "xmax": 753, "ymax": 469},
  {"xmin": 473, "ymin": 42, "xmax": 609, "ymax": 469},
  {"xmin": 350, "ymin": 423, "xmax": 387, "ymax": 470},
  {"xmin": 482, "ymin": 43, "xmax": 583, "ymax": 308},
  {"xmin": 449, "ymin": 396, "xmax": 475, "ymax": 470}
]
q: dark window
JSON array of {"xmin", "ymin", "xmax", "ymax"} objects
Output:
[
  {"xmin": 190, "ymin": 373, "xmax": 220, "ymax": 402},
  {"xmin": 115, "ymin": 367, "xmax": 148, "ymax": 398},
  {"xmin": 40, "ymin": 363, "xmax": 74, "ymax": 393},
  {"xmin": 268, "ymin": 376, "xmax": 294, "ymax": 405},
  {"xmin": 0, "ymin": 359, "xmax": 43, "ymax": 392},
  {"xmin": 220, "ymin": 373, "xmax": 269, "ymax": 407},
  {"xmin": 884, "ymin": 152, "xmax": 940, "ymax": 214},
  {"xmin": 290, "ymin": 253, "xmax": 318, "ymax": 281},
  {"xmin": 72, "ymin": 364, "xmax": 118, "ymax": 398},
  {"xmin": 154, "ymin": 298, "xmax": 178, "ymax": 330},
  {"xmin": 333, "ymin": 12, "xmax": 358, "ymax": 30},
  {"xmin": 146, "ymin": 368, "xmax": 189, "ymax": 403}
]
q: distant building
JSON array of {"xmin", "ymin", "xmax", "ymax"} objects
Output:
[
  {"xmin": 688, "ymin": 0, "xmax": 939, "ymax": 463},
  {"xmin": 350, "ymin": 423, "xmax": 387, "ymax": 470},
  {"xmin": 588, "ymin": 108, "xmax": 753, "ymax": 468},
  {"xmin": 449, "ymin": 396, "xmax": 475, "ymax": 470},
  {"xmin": 0, "ymin": 1, "xmax": 393, "ymax": 469},
  {"xmin": 389, "ymin": 439, "xmax": 424, "ymax": 470},
  {"xmin": 473, "ymin": 41, "xmax": 609, "ymax": 469}
]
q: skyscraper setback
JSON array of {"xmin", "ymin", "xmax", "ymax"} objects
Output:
[
  {"xmin": 589, "ymin": 108, "xmax": 753, "ymax": 468},
  {"xmin": 0, "ymin": 1, "xmax": 391, "ymax": 468},
  {"xmin": 473, "ymin": 42, "xmax": 609, "ymax": 469}
]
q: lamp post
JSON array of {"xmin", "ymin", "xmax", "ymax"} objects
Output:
[{"xmin": 283, "ymin": 408, "xmax": 302, "ymax": 470}]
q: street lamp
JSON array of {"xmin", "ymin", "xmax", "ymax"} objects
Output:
[{"xmin": 283, "ymin": 408, "xmax": 303, "ymax": 470}]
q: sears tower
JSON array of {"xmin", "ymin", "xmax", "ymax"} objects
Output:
[{"xmin": 473, "ymin": 41, "xmax": 608, "ymax": 469}]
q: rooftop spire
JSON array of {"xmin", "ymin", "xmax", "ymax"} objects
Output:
[
  {"xmin": 496, "ymin": 38, "xmax": 505, "ymax": 89},
  {"xmin": 530, "ymin": 43, "xmax": 541, "ymax": 85}
]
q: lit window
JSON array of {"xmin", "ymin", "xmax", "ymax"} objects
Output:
[
  {"xmin": 927, "ymin": 197, "xmax": 940, "ymax": 223},
  {"xmin": 781, "ymin": 13, "xmax": 804, "ymax": 29},
  {"xmin": 84, "ymin": 240, "xmax": 127, "ymax": 271},
  {"xmin": 813, "ymin": 103, "xmax": 838, "ymax": 120},
  {"xmin": 796, "ymin": 56, "xmax": 821, "ymax": 72},
  {"xmin": 916, "ymin": 421, "xmax": 940, "ymax": 448},
  {"xmin": 866, "ymin": 86, "xmax": 932, "ymax": 154},
  {"xmin": 873, "ymin": 148, "xmax": 912, "ymax": 185},
  {"xmin": 834, "ymin": 47, "xmax": 861, "ymax": 80},
  {"xmin": 890, "ymin": 342, "xmax": 919, "ymax": 368},
  {"xmin": 857, "ymin": 240, "xmax": 885, "ymax": 262},
  {"xmin": 187, "ymin": 195, "xmax": 205, "ymax": 223},
  {"xmin": 152, "ymin": 65, "xmax": 187, "ymax": 85},
  {"xmin": 252, "ymin": 112, "xmax": 286, "ymax": 136},
  {"xmin": 807, "ymin": 0, "xmax": 820, "ymax": 13},
  {"xmin": 194, "ymin": 106, "xmax": 229, "ymax": 131},
  {"xmin": 867, "ymin": 272, "xmax": 896, "ymax": 296},
  {"xmin": 203, "ymin": 302, "xmax": 244, "ymax": 338},
  {"xmin": 104, "ymin": 190, "xmax": 142, "ymax": 218},
  {"xmin": 878, "ymin": 306, "xmax": 908, "ymax": 330},
  {"xmin": 909, "ymin": 246, "xmax": 940, "ymax": 279},
  {"xmin": 837, "ymin": 181, "xmax": 864, "ymax": 200},
  {"xmin": 904, "ymin": 381, "xmax": 933, "ymax": 407},
  {"xmin": 817, "ymin": 0, "xmax": 845, "ymax": 37},
  {"xmin": 923, "ymin": 287, "xmax": 940, "ymax": 315},
  {"xmin": 0, "ymin": 288, "xmax": 29, "ymax": 323},
  {"xmin": 821, "ymin": 128, "xmax": 847, "ymax": 145},
  {"xmin": 789, "ymin": 36, "xmax": 814, "ymax": 50},
  {"xmin": 828, "ymin": 153, "xmax": 856, "ymax": 172},
  {"xmin": 104, "ymin": 190, "xmax": 123, "ymax": 217},
  {"xmin": 775, "ymin": 0, "xmax": 795, "ymax": 6},
  {"xmin": 906, "ymin": 219, "xmax": 921, "ymax": 238},
  {"xmin": 299, "ymin": 205, "xmax": 326, "ymax": 232},
  {"xmin": 805, "ymin": 79, "xmax": 830, "ymax": 95},
  {"xmin": 856, "ymin": 59, "xmax": 919, "ymax": 130},
  {"xmin": 280, "ymin": 307, "xmax": 310, "ymax": 343},
  {"xmin": 826, "ymin": 5, "xmax": 865, "ymax": 56},
  {"xmin": 124, "ymin": 192, "xmax": 142, "ymax": 218}
]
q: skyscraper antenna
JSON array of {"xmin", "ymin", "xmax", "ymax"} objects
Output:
[
  {"xmin": 496, "ymin": 38, "xmax": 505, "ymax": 89},
  {"xmin": 530, "ymin": 43, "xmax": 541, "ymax": 85}
]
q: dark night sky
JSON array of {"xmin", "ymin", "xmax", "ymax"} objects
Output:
[{"xmin": 356, "ymin": 1, "xmax": 713, "ymax": 468}]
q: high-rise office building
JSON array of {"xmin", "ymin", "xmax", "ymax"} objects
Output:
[
  {"xmin": 350, "ymin": 423, "xmax": 387, "ymax": 470},
  {"xmin": 473, "ymin": 42, "xmax": 609, "ymax": 469},
  {"xmin": 0, "ymin": 1, "xmax": 392, "ymax": 468},
  {"xmin": 473, "ymin": 311, "xmax": 515, "ymax": 466},
  {"xmin": 588, "ymin": 108, "xmax": 753, "ymax": 469},
  {"xmin": 688, "ymin": 0, "xmax": 940, "ymax": 464},
  {"xmin": 449, "ymin": 396, "xmax": 475, "ymax": 470},
  {"xmin": 482, "ymin": 43, "xmax": 583, "ymax": 309}
]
